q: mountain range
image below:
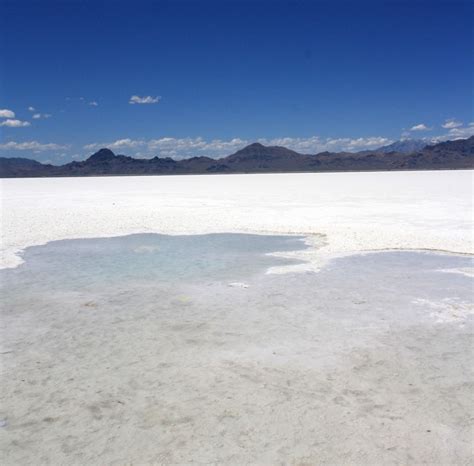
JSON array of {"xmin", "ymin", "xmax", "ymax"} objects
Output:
[{"xmin": 1, "ymin": 137, "xmax": 473, "ymax": 178}]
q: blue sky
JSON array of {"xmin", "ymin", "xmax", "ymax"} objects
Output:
[{"xmin": 0, "ymin": 0, "xmax": 472, "ymax": 163}]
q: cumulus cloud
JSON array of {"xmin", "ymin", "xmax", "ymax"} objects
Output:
[
  {"xmin": 441, "ymin": 118, "xmax": 463, "ymax": 129},
  {"xmin": 443, "ymin": 122, "xmax": 474, "ymax": 139},
  {"xmin": 88, "ymin": 101, "xmax": 99, "ymax": 107},
  {"xmin": 260, "ymin": 136, "xmax": 393, "ymax": 153},
  {"xmin": 83, "ymin": 135, "xmax": 395, "ymax": 160},
  {"xmin": 129, "ymin": 95, "xmax": 161, "ymax": 105},
  {"xmin": 0, "ymin": 141, "xmax": 68, "ymax": 151},
  {"xmin": 83, "ymin": 138, "xmax": 145, "ymax": 151},
  {"xmin": 28, "ymin": 106, "xmax": 35, "ymax": 112},
  {"xmin": 430, "ymin": 122, "xmax": 474, "ymax": 143},
  {"xmin": 0, "ymin": 109, "xmax": 15, "ymax": 119},
  {"xmin": 0, "ymin": 119, "xmax": 31, "ymax": 127},
  {"xmin": 32, "ymin": 113, "xmax": 52, "ymax": 120},
  {"xmin": 409, "ymin": 123, "xmax": 431, "ymax": 131}
]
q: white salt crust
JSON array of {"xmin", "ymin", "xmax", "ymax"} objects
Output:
[{"xmin": 1, "ymin": 170, "xmax": 473, "ymax": 270}]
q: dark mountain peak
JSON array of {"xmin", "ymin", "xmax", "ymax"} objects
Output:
[
  {"xmin": 232, "ymin": 142, "xmax": 266, "ymax": 156},
  {"xmin": 87, "ymin": 148, "xmax": 116, "ymax": 162},
  {"xmin": 226, "ymin": 142, "xmax": 302, "ymax": 162},
  {"xmin": 246, "ymin": 142, "xmax": 265, "ymax": 150}
]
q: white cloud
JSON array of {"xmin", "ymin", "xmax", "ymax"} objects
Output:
[
  {"xmin": 441, "ymin": 119, "xmax": 463, "ymax": 129},
  {"xmin": 260, "ymin": 136, "xmax": 393, "ymax": 153},
  {"xmin": 28, "ymin": 106, "xmax": 35, "ymax": 112},
  {"xmin": 129, "ymin": 95, "xmax": 161, "ymax": 105},
  {"xmin": 0, "ymin": 109, "xmax": 15, "ymax": 119},
  {"xmin": 0, "ymin": 119, "xmax": 31, "ymax": 127},
  {"xmin": 83, "ymin": 135, "xmax": 395, "ymax": 160},
  {"xmin": 84, "ymin": 138, "xmax": 144, "ymax": 151},
  {"xmin": 430, "ymin": 122, "xmax": 474, "ymax": 143},
  {"xmin": 0, "ymin": 141, "xmax": 68, "ymax": 151},
  {"xmin": 444, "ymin": 122, "xmax": 474, "ymax": 139},
  {"xmin": 88, "ymin": 101, "xmax": 98, "ymax": 106},
  {"xmin": 32, "ymin": 113, "xmax": 52, "ymax": 120},
  {"xmin": 409, "ymin": 123, "xmax": 431, "ymax": 131}
]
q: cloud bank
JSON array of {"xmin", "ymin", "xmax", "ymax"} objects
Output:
[
  {"xmin": 433, "ymin": 122, "xmax": 474, "ymax": 142},
  {"xmin": 0, "ymin": 119, "xmax": 31, "ymax": 127},
  {"xmin": 442, "ymin": 119, "xmax": 463, "ymax": 129},
  {"xmin": 83, "ymin": 135, "xmax": 394, "ymax": 160},
  {"xmin": 0, "ymin": 141, "xmax": 68, "ymax": 151}
]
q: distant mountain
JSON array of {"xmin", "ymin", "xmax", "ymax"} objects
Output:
[
  {"xmin": 375, "ymin": 139, "xmax": 428, "ymax": 154},
  {"xmin": 225, "ymin": 142, "xmax": 302, "ymax": 161},
  {"xmin": 215, "ymin": 143, "xmax": 312, "ymax": 172},
  {"xmin": 1, "ymin": 137, "xmax": 473, "ymax": 178},
  {"xmin": 0, "ymin": 157, "xmax": 54, "ymax": 177},
  {"xmin": 424, "ymin": 137, "xmax": 473, "ymax": 154}
]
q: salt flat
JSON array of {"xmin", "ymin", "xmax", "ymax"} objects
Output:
[
  {"xmin": 0, "ymin": 170, "xmax": 473, "ymax": 465},
  {"xmin": 1, "ymin": 234, "xmax": 473, "ymax": 464},
  {"xmin": 1, "ymin": 170, "xmax": 473, "ymax": 270}
]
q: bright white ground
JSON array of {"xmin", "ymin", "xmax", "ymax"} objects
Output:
[
  {"xmin": 0, "ymin": 171, "xmax": 473, "ymax": 465},
  {"xmin": 1, "ymin": 170, "xmax": 473, "ymax": 270},
  {"xmin": 1, "ymin": 235, "xmax": 473, "ymax": 464}
]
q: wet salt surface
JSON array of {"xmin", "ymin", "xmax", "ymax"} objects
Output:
[
  {"xmin": 0, "ymin": 234, "xmax": 473, "ymax": 465},
  {"xmin": 2, "ymin": 233, "xmax": 307, "ymax": 292}
]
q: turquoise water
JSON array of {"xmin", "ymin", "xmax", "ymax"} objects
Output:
[
  {"xmin": 1, "ymin": 233, "xmax": 307, "ymax": 294},
  {"xmin": 1, "ymin": 233, "xmax": 472, "ymax": 309},
  {"xmin": 1, "ymin": 233, "xmax": 472, "ymax": 333}
]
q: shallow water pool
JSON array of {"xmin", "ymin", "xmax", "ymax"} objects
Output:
[{"xmin": 0, "ymin": 234, "xmax": 472, "ymax": 465}]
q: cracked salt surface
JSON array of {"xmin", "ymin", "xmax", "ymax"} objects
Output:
[{"xmin": 1, "ymin": 234, "xmax": 472, "ymax": 465}]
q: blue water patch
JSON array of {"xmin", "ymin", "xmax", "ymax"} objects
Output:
[{"xmin": 1, "ymin": 233, "xmax": 308, "ymax": 293}]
